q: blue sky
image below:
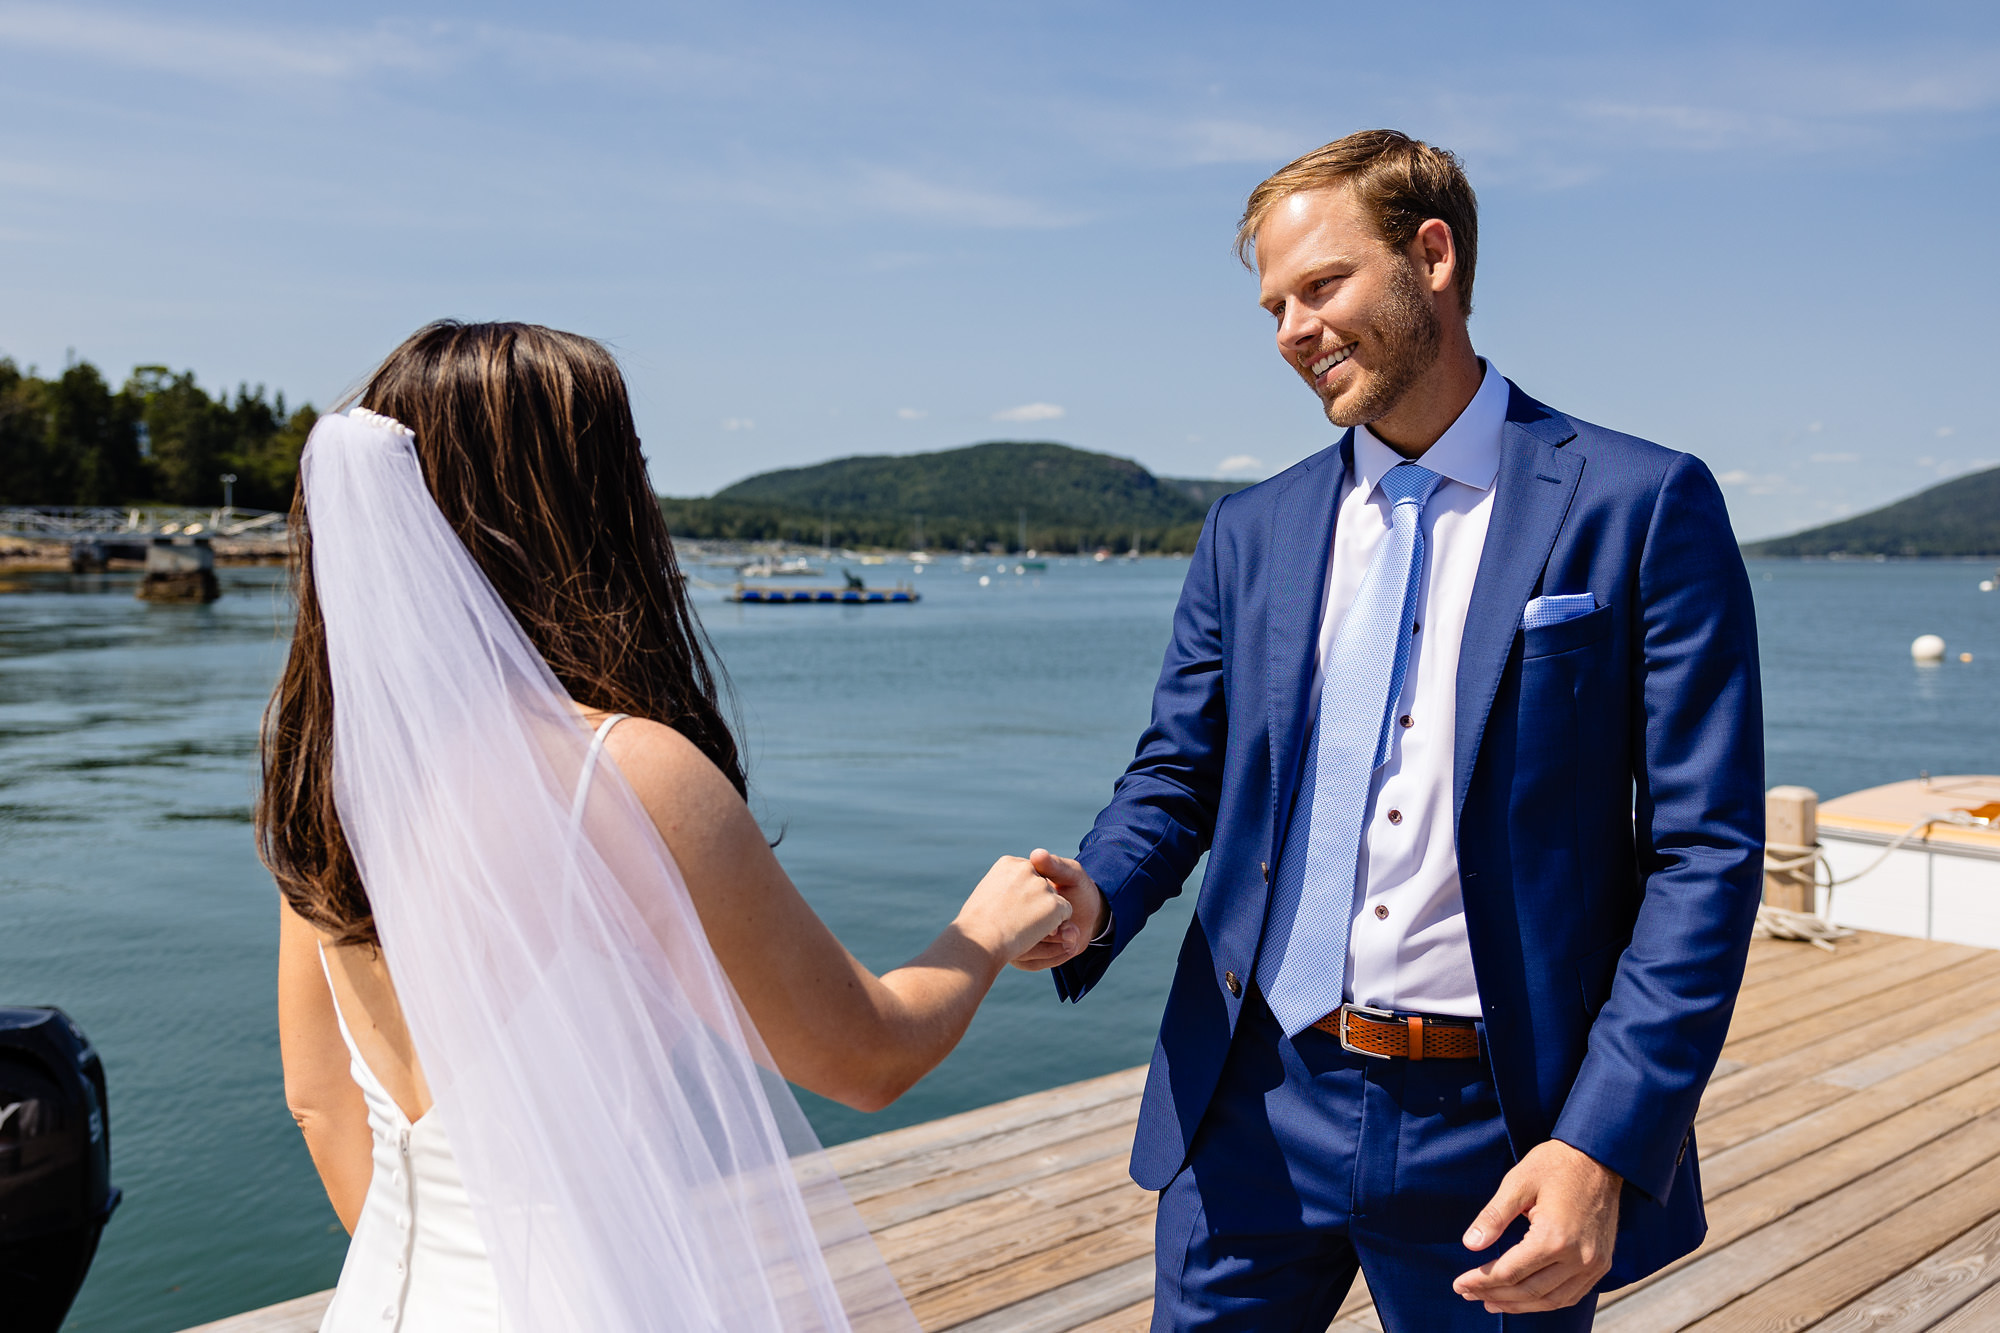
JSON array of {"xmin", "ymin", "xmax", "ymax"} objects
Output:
[{"xmin": 2, "ymin": 1, "xmax": 1995, "ymax": 538}]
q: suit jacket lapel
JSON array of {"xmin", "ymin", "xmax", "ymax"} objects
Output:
[
  {"xmin": 1453, "ymin": 385, "xmax": 1583, "ymax": 824},
  {"xmin": 1266, "ymin": 432, "xmax": 1351, "ymax": 856}
]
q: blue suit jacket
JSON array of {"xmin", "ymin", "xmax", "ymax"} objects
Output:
[{"xmin": 1055, "ymin": 382, "xmax": 1763, "ymax": 1283}]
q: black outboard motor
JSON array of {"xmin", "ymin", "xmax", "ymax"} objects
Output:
[{"xmin": 0, "ymin": 1008, "xmax": 120, "ymax": 1332}]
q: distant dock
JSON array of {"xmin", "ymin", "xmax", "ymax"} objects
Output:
[
  {"xmin": 178, "ymin": 928, "xmax": 2000, "ymax": 1332},
  {"xmin": 729, "ymin": 583, "xmax": 920, "ymax": 604}
]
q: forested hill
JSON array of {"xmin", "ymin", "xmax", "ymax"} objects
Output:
[
  {"xmin": 1744, "ymin": 466, "xmax": 2000, "ymax": 558},
  {"xmin": 660, "ymin": 440, "xmax": 1253, "ymax": 553}
]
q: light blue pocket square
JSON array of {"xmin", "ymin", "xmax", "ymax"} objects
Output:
[{"xmin": 1522, "ymin": 593, "xmax": 1598, "ymax": 630}]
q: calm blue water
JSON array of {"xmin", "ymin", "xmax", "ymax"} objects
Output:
[{"xmin": 1, "ymin": 555, "xmax": 1996, "ymax": 1330}]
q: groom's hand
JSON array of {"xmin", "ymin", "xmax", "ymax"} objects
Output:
[
  {"xmin": 1453, "ymin": 1139, "xmax": 1621, "ymax": 1313},
  {"xmin": 1009, "ymin": 850, "xmax": 1105, "ymax": 971}
]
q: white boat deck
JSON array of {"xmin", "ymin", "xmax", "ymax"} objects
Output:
[{"xmin": 1820, "ymin": 776, "xmax": 2000, "ymax": 947}]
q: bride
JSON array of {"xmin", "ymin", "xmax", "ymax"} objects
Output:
[{"xmin": 259, "ymin": 321, "xmax": 1075, "ymax": 1330}]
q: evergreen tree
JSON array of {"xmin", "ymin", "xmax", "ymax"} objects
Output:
[
  {"xmin": 46, "ymin": 362, "xmax": 143, "ymax": 504},
  {"xmin": 0, "ymin": 355, "xmax": 314, "ymax": 508}
]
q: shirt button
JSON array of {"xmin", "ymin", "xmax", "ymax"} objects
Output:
[
  {"xmin": 1375, "ymin": 904, "xmax": 1390, "ymax": 920},
  {"xmin": 1387, "ymin": 809, "xmax": 1403, "ymax": 825},
  {"xmin": 1399, "ymin": 715, "xmax": 1413, "ymax": 728}
]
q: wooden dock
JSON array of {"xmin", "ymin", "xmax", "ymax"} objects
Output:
[{"xmin": 184, "ymin": 930, "xmax": 2000, "ymax": 1331}]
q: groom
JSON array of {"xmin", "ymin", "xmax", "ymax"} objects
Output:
[{"xmin": 1015, "ymin": 130, "xmax": 1764, "ymax": 1330}]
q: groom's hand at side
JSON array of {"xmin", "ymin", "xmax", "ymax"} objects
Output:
[
  {"xmin": 1009, "ymin": 850, "xmax": 1105, "ymax": 971},
  {"xmin": 1452, "ymin": 1139, "xmax": 1621, "ymax": 1313}
]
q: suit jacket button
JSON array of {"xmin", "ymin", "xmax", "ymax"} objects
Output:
[
  {"xmin": 1224, "ymin": 970, "xmax": 1242, "ymax": 997},
  {"xmin": 1260, "ymin": 861, "xmax": 1269, "ymax": 883}
]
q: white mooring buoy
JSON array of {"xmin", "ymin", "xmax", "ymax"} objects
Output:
[{"xmin": 1912, "ymin": 634, "xmax": 1947, "ymax": 663}]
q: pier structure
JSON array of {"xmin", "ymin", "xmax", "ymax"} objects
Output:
[
  {"xmin": 0, "ymin": 505, "xmax": 289, "ymax": 566},
  {"xmin": 135, "ymin": 538, "xmax": 221, "ymax": 603},
  {"xmin": 183, "ymin": 925, "xmax": 2000, "ymax": 1332}
]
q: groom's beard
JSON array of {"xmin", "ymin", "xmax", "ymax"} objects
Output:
[{"xmin": 1323, "ymin": 259, "xmax": 1444, "ymax": 429}]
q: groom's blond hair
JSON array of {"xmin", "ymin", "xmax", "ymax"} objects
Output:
[{"xmin": 1236, "ymin": 129, "xmax": 1479, "ymax": 317}]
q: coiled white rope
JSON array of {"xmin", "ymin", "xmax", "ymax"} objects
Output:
[{"xmin": 1754, "ymin": 810, "xmax": 1990, "ymax": 950}]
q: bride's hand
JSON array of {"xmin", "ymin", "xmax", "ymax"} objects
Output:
[{"xmin": 955, "ymin": 856, "xmax": 1072, "ymax": 965}]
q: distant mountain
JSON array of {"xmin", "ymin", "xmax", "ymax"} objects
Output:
[
  {"xmin": 1164, "ymin": 477, "xmax": 1257, "ymax": 506},
  {"xmin": 1744, "ymin": 466, "xmax": 2000, "ymax": 558},
  {"xmin": 661, "ymin": 440, "xmax": 1252, "ymax": 553}
]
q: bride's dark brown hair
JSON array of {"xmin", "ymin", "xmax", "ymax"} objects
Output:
[{"xmin": 257, "ymin": 320, "xmax": 744, "ymax": 948}]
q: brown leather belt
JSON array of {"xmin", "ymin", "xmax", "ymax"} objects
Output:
[{"xmin": 1312, "ymin": 1004, "xmax": 1481, "ymax": 1061}]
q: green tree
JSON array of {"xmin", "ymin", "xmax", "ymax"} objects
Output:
[
  {"xmin": 227, "ymin": 401, "xmax": 316, "ymax": 510},
  {"xmin": 46, "ymin": 362, "xmax": 143, "ymax": 504},
  {"xmin": 0, "ymin": 358, "xmax": 54, "ymax": 504},
  {"xmin": 129, "ymin": 366, "xmax": 229, "ymax": 504}
]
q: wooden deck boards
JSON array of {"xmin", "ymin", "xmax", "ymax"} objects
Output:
[{"xmin": 181, "ymin": 933, "xmax": 2000, "ymax": 1332}]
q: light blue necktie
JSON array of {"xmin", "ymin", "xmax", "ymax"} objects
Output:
[{"xmin": 1258, "ymin": 460, "xmax": 1443, "ymax": 1037}]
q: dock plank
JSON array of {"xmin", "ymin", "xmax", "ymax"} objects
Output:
[
  {"xmin": 1696, "ymin": 960, "xmax": 2000, "ymax": 1126},
  {"xmin": 1699, "ymin": 1029, "xmax": 2000, "ymax": 1197},
  {"xmin": 1682, "ymin": 1151, "xmax": 2000, "ymax": 1332},
  {"xmin": 1811, "ymin": 1210, "xmax": 2000, "ymax": 1332},
  {"xmin": 1930, "ymin": 1282, "xmax": 2000, "ymax": 1332},
  {"xmin": 824, "ymin": 1068, "xmax": 1146, "ymax": 1178},
  {"xmin": 175, "ymin": 1291, "xmax": 333, "ymax": 1333},
  {"xmin": 1598, "ymin": 1109, "xmax": 2000, "ymax": 1329}
]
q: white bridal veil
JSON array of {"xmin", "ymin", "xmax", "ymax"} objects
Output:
[{"xmin": 306, "ymin": 408, "xmax": 916, "ymax": 1331}]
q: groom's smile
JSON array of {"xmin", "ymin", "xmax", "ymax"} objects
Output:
[{"xmin": 1308, "ymin": 342, "xmax": 1357, "ymax": 385}]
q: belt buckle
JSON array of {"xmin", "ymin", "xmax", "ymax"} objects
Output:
[{"xmin": 1337, "ymin": 1003, "xmax": 1398, "ymax": 1059}]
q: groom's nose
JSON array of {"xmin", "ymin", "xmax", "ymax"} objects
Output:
[{"xmin": 1276, "ymin": 302, "xmax": 1322, "ymax": 358}]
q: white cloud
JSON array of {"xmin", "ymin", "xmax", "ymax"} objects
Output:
[
  {"xmin": 1937, "ymin": 425, "xmax": 1957, "ymax": 438},
  {"xmin": 721, "ymin": 417, "xmax": 754, "ymax": 431},
  {"xmin": 0, "ymin": 3, "xmax": 426, "ymax": 82},
  {"xmin": 849, "ymin": 167, "xmax": 1082, "ymax": 229},
  {"xmin": 896, "ymin": 407, "xmax": 926, "ymax": 420},
  {"xmin": 1716, "ymin": 469, "xmax": 1788, "ymax": 495},
  {"xmin": 993, "ymin": 402, "xmax": 1064, "ymax": 422},
  {"xmin": 1810, "ymin": 452, "xmax": 1860, "ymax": 464},
  {"xmin": 1807, "ymin": 421, "xmax": 1824, "ymax": 433},
  {"xmin": 1177, "ymin": 118, "xmax": 1299, "ymax": 165},
  {"xmin": 1215, "ymin": 454, "xmax": 1264, "ymax": 478},
  {"xmin": 0, "ymin": 4, "xmax": 747, "ymax": 91}
]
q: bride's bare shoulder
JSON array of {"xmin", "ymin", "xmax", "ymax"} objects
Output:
[{"xmin": 598, "ymin": 717, "xmax": 754, "ymax": 844}]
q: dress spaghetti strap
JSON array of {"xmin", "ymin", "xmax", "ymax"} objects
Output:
[{"xmin": 567, "ymin": 713, "xmax": 630, "ymax": 841}]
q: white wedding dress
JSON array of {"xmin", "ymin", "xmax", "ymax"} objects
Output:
[
  {"xmin": 318, "ymin": 956, "xmax": 504, "ymax": 1332},
  {"xmin": 315, "ymin": 715, "xmax": 630, "ymax": 1331}
]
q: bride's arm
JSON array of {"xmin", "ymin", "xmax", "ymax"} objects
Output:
[
  {"xmin": 605, "ymin": 719, "xmax": 1069, "ymax": 1112},
  {"xmin": 277, "ymin": 900, "xmax": 373, "ymax": 1232}
]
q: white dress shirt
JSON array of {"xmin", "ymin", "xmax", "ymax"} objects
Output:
[{"xmin": 1312, "ymin": 359, "xmax": 1508, "ymax": 1018}]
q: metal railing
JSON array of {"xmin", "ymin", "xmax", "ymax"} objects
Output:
[{"xmin": 0, "ymin": 505, "xmax": 289, "ymax": 544}]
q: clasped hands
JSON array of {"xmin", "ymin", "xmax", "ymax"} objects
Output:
[{"xmin": 1006, "ymin": 849, "xmax": 1620, "ymax": 1314}]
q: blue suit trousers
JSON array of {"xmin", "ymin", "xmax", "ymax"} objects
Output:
[{"xmin": 1154, "ymin": 990, "xmax": 1598, "ymax": 1332}]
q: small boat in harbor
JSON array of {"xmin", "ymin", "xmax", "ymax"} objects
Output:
[
  {"xmin": 737, "ymin": 556, "xmax": 822, "ymax": 578},
  {"xmin": 1807, "ymin": 775, "xmax": 2000, "ymax": 946}
]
